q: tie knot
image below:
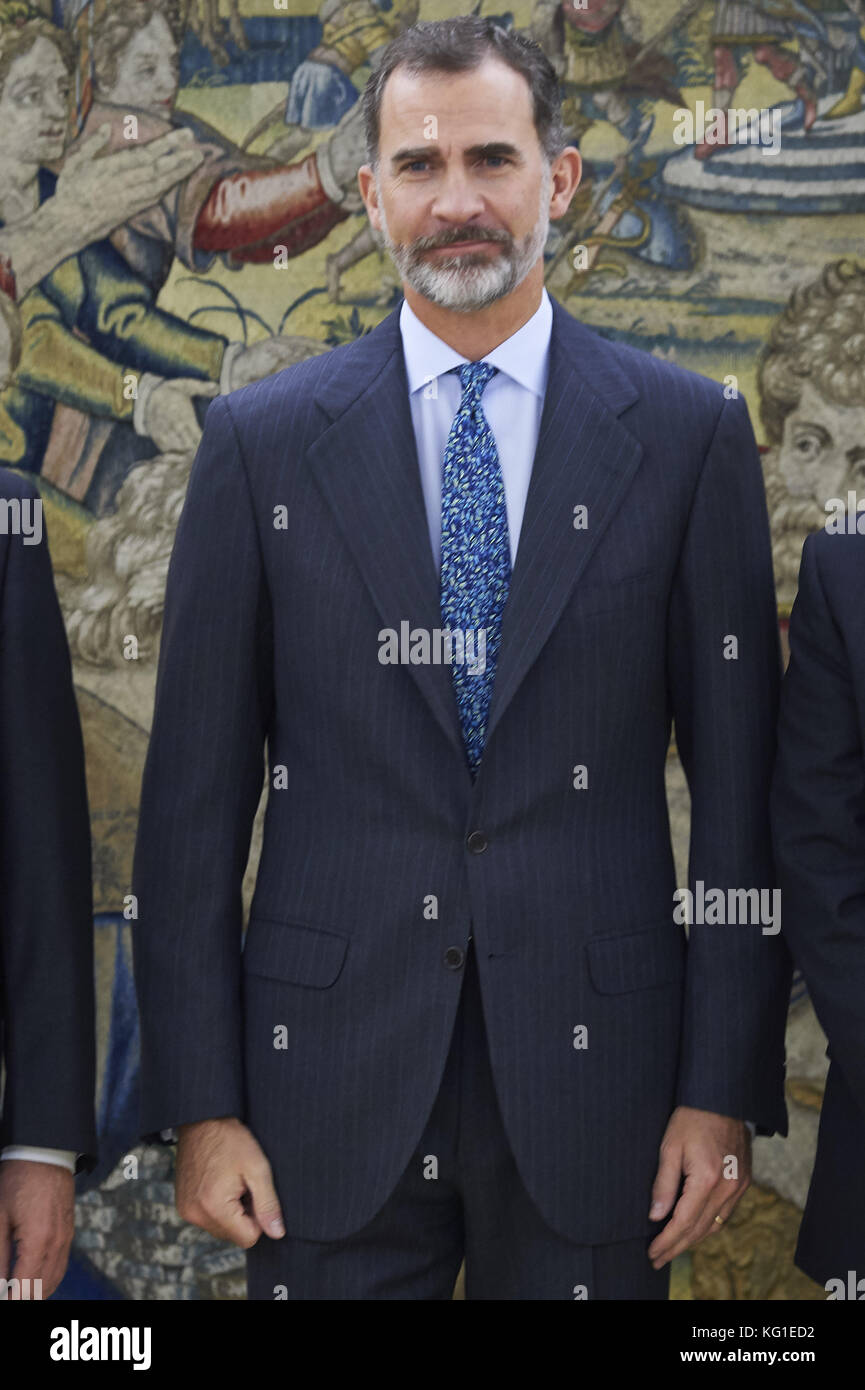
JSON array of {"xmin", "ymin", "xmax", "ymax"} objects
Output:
[{"xmin": 457, "ymin": 361, "xmax": 498, "ymax": 397}]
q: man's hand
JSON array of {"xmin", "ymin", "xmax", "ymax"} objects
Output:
[
  {"xmin": 647, "ymin": 1106, "xmax": 751, "ymax": 1269},
  {"xmin": 175, "ymin": 1117, "xmax": 285, "ymax": 1249},
  {"xmin": 0, "ymin": 1160, "xmax": 75, "ymax": 1299}
]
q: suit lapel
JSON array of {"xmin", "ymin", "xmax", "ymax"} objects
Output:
[
  {"xmin": 306, "ymin": 304, "xmax": 468, "ymax": 768},
  {"xmin": 483, "ymin": 296, "xmax": 644, "ymax": 749},
  {"xmin": 305, "ymin": 293, "xmax": 644, "ymax": 775}
]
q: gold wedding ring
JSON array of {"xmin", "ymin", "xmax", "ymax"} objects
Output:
[{"xmin": 714, "ymin": 1214, "xmax": 725, "ymax": 1226}]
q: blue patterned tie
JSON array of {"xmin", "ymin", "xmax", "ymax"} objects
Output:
[{"xmin": 440, "ymin": 361, "xmax": 511, "ymax": 778}]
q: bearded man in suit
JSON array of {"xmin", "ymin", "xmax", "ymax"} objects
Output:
[{"xmin": 134, "ymin": 16, "xmax": 790, "ymax": 1300}]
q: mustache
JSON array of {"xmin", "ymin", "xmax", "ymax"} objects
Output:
[{"xmin": 411, "ymin": 227, "xmax": 511, "ymax": 253}]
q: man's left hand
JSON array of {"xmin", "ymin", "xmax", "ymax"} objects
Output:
[{"xmin": 647, "ymin": 1106, "xmax": 751, "ymax": 1269}]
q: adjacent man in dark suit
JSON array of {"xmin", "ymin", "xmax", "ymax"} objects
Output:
[
  {"xmin": 0, "ymin": 468, "xmax": 97, "ymax": 1298},
  {"xmin": 771, "ymin": 525, "xmax": 865, "ymax": 1291},
  {"xmin": 133, "ymin": 16, "xmax": 791, "ymax": 1300}
]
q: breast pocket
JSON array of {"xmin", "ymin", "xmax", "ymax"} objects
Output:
[{"xmin": 242, "ymin": 916, "xmax": 349, "ymax": 989}]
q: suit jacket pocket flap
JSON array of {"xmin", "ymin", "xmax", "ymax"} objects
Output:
[
  {"xmin": 242, "ymin": 917, "xmax": 349, "ymax": 988},
  {"xmin": 586, "ymin": 926, "xmax": 685, "ymax": 994}
]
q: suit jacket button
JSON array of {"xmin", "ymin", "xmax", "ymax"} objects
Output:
[
  {"xmin": 444, "ymin": 946, "xmax": 465, "ymax": 970},
  {"xmin": 466, "ymin": 831, "xmax": 488, "ymax": 854}
]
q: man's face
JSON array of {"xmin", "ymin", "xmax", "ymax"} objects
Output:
[
  {"xmin": 98, "ymin": 13, "xmax": 179, "ymax": 116},
  {"xmin": 778, "ymin": 379, "xmax": 865, "ymax": 506},
  {"xmin": 0, "ymin": 37, "xmax": 69, "ymax": 167},
  {"xmin": 361, "ymin": 56, "xmax": 578, "ymax": 312}
]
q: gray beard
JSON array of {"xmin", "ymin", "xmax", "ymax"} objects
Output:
[{"xmin": 376, "ymin": 168, "xmax": 552, "ymax": 313}]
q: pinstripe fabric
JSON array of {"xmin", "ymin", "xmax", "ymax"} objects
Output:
[
  {"xmin": 0, "ymin": 468, "xmax": 97, "ymax": 1172},
  {"xmin": 133, "ymin": 293, "xmax": 790, "ymax": 1245},
  {"xmin": 771, "ymin": 528, "xmax": 865, "ymax": 1285},
  {"xmin": 246, "ymin": 940, "xmax": 669, "ymax": 1300}
]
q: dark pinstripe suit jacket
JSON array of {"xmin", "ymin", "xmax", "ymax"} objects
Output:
[
  {"xmin": 772, "ymin": 527, "xmax": 865, "ymax": 1286},
  {"xmin": 133, "ymin": 293, "xmax": 790, "ymax": 1244},
  {"xmin": 0, "ymin": 467, "xmax": 97, "ymax": 1171}
]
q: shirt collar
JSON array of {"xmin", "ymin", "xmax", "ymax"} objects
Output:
[{"xmin": 400, "ymin": 285, "xmax": 553, "ymax": 398}]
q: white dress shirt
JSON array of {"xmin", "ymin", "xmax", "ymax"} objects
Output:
[
  {"xmin": 400, "ymin": 286, "xmax": 553, "ymax": 574},
  {"xmin": 1, "ymin": 1145, "xmax": 76, "ymax": 1170}
]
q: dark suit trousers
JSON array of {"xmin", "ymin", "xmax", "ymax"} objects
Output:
[{"xmin": 246, "ymin": 940, "xmax": 670, "ymax": 1301}]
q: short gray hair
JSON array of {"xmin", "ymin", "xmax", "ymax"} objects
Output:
[{"xmin": 361, "ymin": 16, "xmax": 567, "ymax": 169}]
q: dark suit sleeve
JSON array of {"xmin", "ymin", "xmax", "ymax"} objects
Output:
[
  {"xmin": 132, "ymin": 395, "xmax": 272, "ymax": 1139},
  {"xmin": 771, "ymin": 533, "xmax": 865, "ymax": 1121},
  {"xmin": 0, "ymin": 478, "xmax": 97, "ymax": 1172},
  {"xmin": 666, "ymin": 391, "xmax": 791, "ymax": 1135}
]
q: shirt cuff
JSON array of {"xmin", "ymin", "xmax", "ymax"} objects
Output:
[{"xmin": 1, "ymin": 1146, "xmax": 77, "ymax": 1171}]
